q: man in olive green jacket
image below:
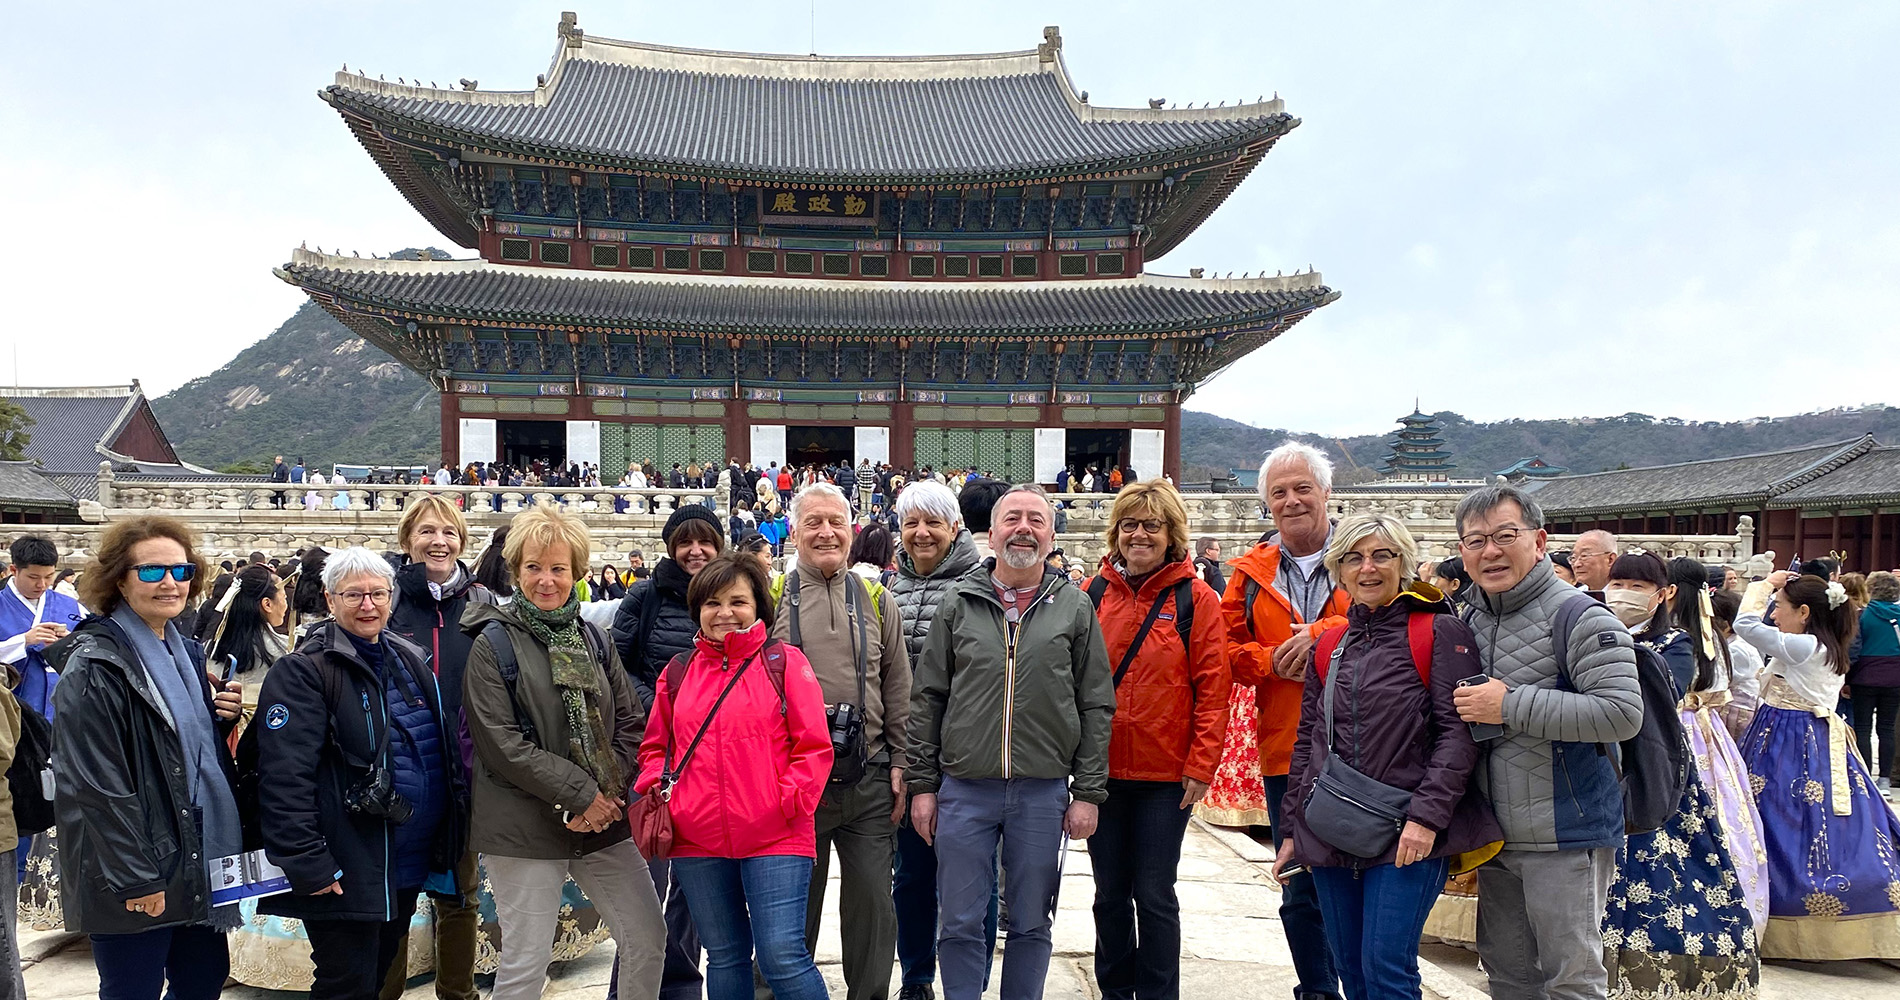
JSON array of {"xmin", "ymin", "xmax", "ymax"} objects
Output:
[{"xmin": 907, "ymin": 486, "xmax": 1114, "ymax": 1000}]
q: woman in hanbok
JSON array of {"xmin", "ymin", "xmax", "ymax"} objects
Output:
[
  {"xmin": 1735, "ymin": 570, "xmax": 1900, "ymax": 960},
  {"xmin": 1599, "ymin": 552, "xmax": 1759, "ymax": 998}
]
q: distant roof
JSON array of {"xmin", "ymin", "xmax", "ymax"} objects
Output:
[
  {"xmin": 1524, "ymin": 436, "xmax": 1875, "ymax": 516},
  {"xmin": 1495, "ymin": 456, "xmax": 1568, "ymax": 479},
  {"xmin": 0, "ymin": 384, "xmax": 149, "ymax": 474},
  {"xmin": 0, "ymin": 462, "xmax": 77, "ymax": 510},
  {"xmin": 1771, "ymin": 445, "xmax": 1900, "ymax": 507},
  {"xmin": 324, "ymin": 22, "xmax": 1297, "ymax": 253},
  {"xmin": 276, "ymin": 250, "xmax": 1337, "ymax": 382}
]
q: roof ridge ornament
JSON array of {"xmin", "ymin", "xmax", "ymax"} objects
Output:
[
  {"xmin": 559, "ymin": 11, "xmax": 584, "ymax": 49},
  {"xmin": 1039, "ymin": 26, "xmax": 1062, "ymax": 63}
]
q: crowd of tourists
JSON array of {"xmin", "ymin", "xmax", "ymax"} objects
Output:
[{"xmin": 2, "ymin": 442, "xmax": 1898, "ymax": 1000}]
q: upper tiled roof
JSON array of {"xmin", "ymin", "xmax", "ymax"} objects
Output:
[
  {"xmin": 1772, "ymin": 445, "xmax": 1900, "ymax": 506},
  {"xmin": 1523, "ymin": 436, "xmax": 1876, "ymax": 516},
  {"xmin": 325, "ymin": 29, "xmax": 1294, "ymax": 186},
  {"xmin": 276, "ymin": 250, "xmax": 1335, "ymax": 340},
  {"xmin": 0, "ymin": 386, "xmax": 143, "ymax": 474}
]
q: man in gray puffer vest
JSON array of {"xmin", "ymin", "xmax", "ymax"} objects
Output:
[{"xmin": 1450, "ymin": 486, "xmax": 1642, "ymax": 1000}]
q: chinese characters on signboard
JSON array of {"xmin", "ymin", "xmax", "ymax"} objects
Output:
[{"xmin": 761, "ymin": 189, "xmax": 877, "ymax": 226}]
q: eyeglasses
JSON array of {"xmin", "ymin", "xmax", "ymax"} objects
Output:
[
  {"xmin": 1459, "ymin": 527, "xmax": 1532, "ymax": 553},
  {"xmin": 1116, "ymin": 518, "xmax": 1165, "ymax": 535},
  {"xmin": 1339, "ymin": 549, "xmax": 1401, "ymax": 571},
  {"xmin": 333, "ymin": 589, "xmax": 393, "ymax": 607},
  {"xmin": 133, "ymin": 563, "xmax": 196, "ymax": 583}
]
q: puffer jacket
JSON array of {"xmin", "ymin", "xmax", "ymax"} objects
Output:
[
  {"xmin": 612, "ymin": 558, "xmax": 699, "ymax": 711},
  {"xmin": 45, "ymin": 617, "xmax": 236, "ymax": 935},
  {"xmin": 634, "ymin": 621, "xmax": 831, "ymax": 859},
  {"xmin": 907, "ymin": 562, "xmax": 1116, "ymax": 803},
  {"xmin": 1221, "ymin": 542, "xmax": 1349, "ymax": 776},
  {"xmin": 255, "ymin": 623, "xmax": 467, "ymax": 922},
  {"xmin": 385, "ymin": 556, "xmax": 495, "ymax": 722},
  {"xmin": 462, "ymin": 600, "xmax": 643, "ymax": 860},
  {"xmin": 1851, "ymin": 600, "xmax": 1900, "ymax": 687},
  {"xmin": 1085, "ymin": 558, "xmax": 1230, "ymax": 783},
  {"xmin": 1283, "ymin": 585, "xmax": 1502, "ymax": 870},
  {"xmin": 891, "ymin": 529, "xmax": 982, "ymax": 664},
  {"xmin": 1465, "ymin": 558, "xmax": 1643, "ymax": 852}
]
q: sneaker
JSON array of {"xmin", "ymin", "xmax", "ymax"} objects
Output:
[{"xmin": 897, "ymin": 986, "xmax": 936, "ymax": 1000}]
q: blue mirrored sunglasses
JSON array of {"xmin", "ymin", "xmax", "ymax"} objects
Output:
[{"xmin": 133, "ymin": 563, "xmax": 196, "ymax": 583}]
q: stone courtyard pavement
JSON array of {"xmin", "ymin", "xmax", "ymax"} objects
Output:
[{"xmin": 22, "ymin": 818, "xmax": 1899, "ymax": 998}]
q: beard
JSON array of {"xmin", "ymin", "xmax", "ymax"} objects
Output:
[{"xmin": 1000, "ymin": 533, "xmax": 1044, "ymax": 570}]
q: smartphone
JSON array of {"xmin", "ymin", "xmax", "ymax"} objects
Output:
[
  {"xmin": 1277, "ymin": 862, "xmax": 1308, "ymax": 880},
  {"xmin": 1458, "ymin": 674, "xmax": 1506, "ymax": 742},
  {"xmin": 223, "ymin": 654, "xmax": 241, "ymax": 685}
]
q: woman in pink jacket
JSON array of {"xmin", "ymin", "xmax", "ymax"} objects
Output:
[{"xmin": 636, "ymin": 551, "xmax": 833, "ymax": 1000}]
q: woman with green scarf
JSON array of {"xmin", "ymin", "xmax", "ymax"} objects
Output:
[{"xmin": 463, "ymin": 503, "xmax": 666, "ymax": 1000}]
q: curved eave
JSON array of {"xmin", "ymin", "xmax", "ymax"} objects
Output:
[
  {"xmin": 1537, "ymin": 493, "xmax": 1775, "ymax": 520},
  {"xmin": 339, "ymin": 111, "xmax": 479, "ymax": 248}
]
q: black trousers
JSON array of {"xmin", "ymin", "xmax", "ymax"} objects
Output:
[
  {"xmin": 305, "ymin": 892, "xmax": 420, "ymax": 1000},
  {"xmin": 1087, "ymin": 778, "xmax": 1195, "ymax": 1000},
  {"xmin": 1851, "ymin": 684, "xmax": 1900, "ymax": 778}
]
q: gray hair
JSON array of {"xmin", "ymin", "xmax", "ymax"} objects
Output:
[
  {"xmin": 321, "ymin": 545, "xmax": 394, "ymax": 592},
  {"xmin": 1575, "ymin": 529, "xmax": 1619, "ymax": 553},
  {"xmin": 1868, "ymin": 570, "xmax": 1900, "ymax": 603},
  {"xmin": 1453, "ymin": 484, "xmax": 1546, "ymax": 535},
  {"xmin": 789, "ymin": 481, "xmax": 851, "ymax": 524},
  {"xmin": 1003, "ymin": 483, "xmax": 1055, "ymax": 513},
  {"xmin": 1322, "ymin": 513, "xmax": 1421, "ymax": 584},
  {"xmin": 1259, "ymin": 441, "xmax": 1334, "ymax": 498},
  {"xmin": 892, "ymin": 480, "xmax": 962, "ymax": 528}
]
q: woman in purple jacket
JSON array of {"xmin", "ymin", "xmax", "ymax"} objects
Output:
[{"xmin": 1270, "ymin": 513, "xmax": 1501, "ymax": 1000}]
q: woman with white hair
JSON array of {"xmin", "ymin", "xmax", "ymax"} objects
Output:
[{"xmin": 886, "ymin": 479, "xmax": 996, "ymax": 996}]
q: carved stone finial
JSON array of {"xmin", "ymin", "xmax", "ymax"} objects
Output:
[
  {"xmin": 1038, "ymin": 25, "xmax": 1062, "ymax": 62},
  {"xmin": 1148, "ymin": 98, "xmax": 1165, "ymax": 109},
  {"xmin": 460, "ymin": 78, "xmax": 478, "ymax": 91}
]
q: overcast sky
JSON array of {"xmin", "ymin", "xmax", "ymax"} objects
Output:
[{"xmin": 4, "ymin": 2, "xmax": 1894, "ymax": 437}]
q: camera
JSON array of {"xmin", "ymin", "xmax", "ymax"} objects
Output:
[
  {"xmin": 344, "ymin": 766, "xmax": 414, "ymax": 825},
  {"xmin": 826, "ymin": 701, "xmax": 867, "ymax": 786}
]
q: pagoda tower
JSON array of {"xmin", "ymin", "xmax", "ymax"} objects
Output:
[
  {"xmin": 278, "ymin": 17, "xmax": 1337, "ymax": 481},
  {"xmin": 1382, "ymin": 405, "xmax": 1455, "ymax": 480}
]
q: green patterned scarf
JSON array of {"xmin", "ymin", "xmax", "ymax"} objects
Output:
[{"xmin": 514, "ymin": 592, "xmax": 624, "ymax": 795}]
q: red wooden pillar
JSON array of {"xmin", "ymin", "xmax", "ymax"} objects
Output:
[
  {"xmin": 892, "ymin": 400, "xmax": 915, "ymax": 469},
  {"xmin": 1830, "ymin": 511, "xmax": 1841, "ymax": 556},
  {"xmin": 440, "ymin": 393, "xmax": 459, "ymax": 466},
  {"xmin": 1873, "ymin": 510, "xmax": 1886, "ymax": 570},
  {"xmin": 1164, "ymin": 402, "xmax": 1182, "ymax": 482},
  {"xmin": 722, "ymin": 397, "xmax": 747, "ymax": 469}
]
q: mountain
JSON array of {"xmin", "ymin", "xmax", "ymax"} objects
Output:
[
  {"xmin": 154, "ymin": 274, "xmax": 1899, "ymax": 478},
  {"xmin": 1179, "ymin": 405, "xmax": 1900, "ymax": 484}
]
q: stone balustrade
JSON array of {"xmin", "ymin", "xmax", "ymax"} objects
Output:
[{"xmin": 104, "ymin": 480, "xmax": 716, "ymax": 519}]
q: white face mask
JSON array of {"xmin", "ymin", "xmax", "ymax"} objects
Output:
[{"xmin": 1604, "ymin": 587, "xmax": 1658, "ymax": 628}]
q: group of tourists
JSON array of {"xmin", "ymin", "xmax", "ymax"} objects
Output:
[{"xmin": 4, "ymin": 440, "xmax": 1899, "ymax": 1000}]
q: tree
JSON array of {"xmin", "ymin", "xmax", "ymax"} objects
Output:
[{"xmin": 0, "ymin": 400, "xmax": 33, "ymax": 462}]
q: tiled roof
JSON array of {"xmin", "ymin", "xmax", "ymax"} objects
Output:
[
  {"xmin": 0, "ymin": 387, "xmax": 140, "ymax": 474},
  {"xmin": 1772, "ymin": 445, "xmax": 1900, "ymax": 506},
  {"xmin": 1523, "ymin": 436, "xmax": 1875, "ymax": 516},
  {"xmin": 325, "ymin": 35, "xmax": 1292, "ymax": 187},
  {"xmin": 0, "ymin": 463, "xmax": 77, "ymax": 509},
  {"xmin": 276, "ymin": 251, "xmax": 1337, "ymax": 341}
]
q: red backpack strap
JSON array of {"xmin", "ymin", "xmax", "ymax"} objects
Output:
[
  {"xmin": 662, "ymin": 651, "xmax": 693, "ymax": 700},
  {"xmin": 1406, "ymin": 613, "xmax": 1434, "ymax": 686},
  {"xmin": 1312, "ymin": 625, "xmax": 1348, "ymax": 683}
]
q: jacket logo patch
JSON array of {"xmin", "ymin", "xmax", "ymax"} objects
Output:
[
  {"xmin": 1157, "ymin": 613, "xmax": 1175, "ymax": 621},
  {"xmin": 264, "ymin": 704, "xmax": 290, "ymax": 730},
  {"xmin": 1597, "ymin": 632, "xmax": 1617, "ymax": 648},
  {"xmin": 1454, "ymin": 645, "xmax": 1468, "ymax": 655}
]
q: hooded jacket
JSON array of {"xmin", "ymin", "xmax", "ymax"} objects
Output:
[
  {"xmin": 254, "ymin": 623, "xmax": 467, "ymax": 922},
  {"xmin": 1221, "ymin": 542, "xmax": 1350, "ymax": 776},
  {"xmin": 634, "ymin": 621, "xmax": 832, "ymax": 859},
  {"xmin": 890, "ymin": 529, "xmax": 982, "ymax": 665},
  {"xmin": 1282, "ymin": 585, "xmax": 1502, "ymax": 870},
  {"xmin": 461, "ymin": 600, "xmax": 643, "ymax": 860},
  {"xmin": 1465, "ymin": 558, "xmax": 1642, "ymax": 852},
  {"xmin": 907, "ymin": 561, "xmax": 1116, "ymax": 803},
  {"xmin": 1851, "ymin": 600, "xmax": 1900, "ymax": 687},
  {"xmin": 385, "ymin": 556, "xmax": 495, "ymax": 722},
  {"xmin": 46, "ymin": 616, "xmax": 236, "ymax": 935},
  {"xmin": 1085, "ymin": 557, "xmax": 1230, "ymax": 784},
  {"xmin": 611, "ymin": 557, "xmax": 699, "ymax": 712}
]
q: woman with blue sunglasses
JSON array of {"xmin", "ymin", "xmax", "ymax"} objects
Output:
[{"xmin": 45, "ymin": 515, "xmax": 244, "ymax": 1000}]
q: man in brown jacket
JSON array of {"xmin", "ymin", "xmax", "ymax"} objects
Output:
[
  {"xmin": 0, "ymin": 666, "xmax": 21, "ymax": 1000},
  {"xmin": 766, "ymin": 482, "xmax": 911, "ymax": 1000}
]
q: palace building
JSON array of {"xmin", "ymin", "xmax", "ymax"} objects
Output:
[{"xmin": 279, "ymin": 16, "xmax": 1337, "ymax": 482}]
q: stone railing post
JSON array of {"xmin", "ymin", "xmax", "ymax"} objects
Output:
[
  {"xmin": 96, "ymin": 461, "xmax": 116, "ymax": 508},
  {"xmin": 1735, "ymin": 515, "xmax": 1755, "ymax": 561}
]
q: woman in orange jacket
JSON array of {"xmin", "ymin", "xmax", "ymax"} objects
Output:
[{"xmin": 1082, "ymin": 481, "xmax": 1230, "ymax": 1000}]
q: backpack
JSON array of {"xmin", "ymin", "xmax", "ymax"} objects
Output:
[
  {"xmin": 481, "ymin": 619, "xmax": 612, "ymax": 748},
  {"xmin": 1546, "ymin": 593, "xmax": 1689, "ymax": 836},
  {"xmin": 1084, "ymin": 576, "xmax": 1194, "ymax": 687},
  {"xmin": 1311, "ymin": 613, "xmax": 1436, "ymax": 686},
  {"xmin": 7, "ymin": 703, "xmax": 54, "ymax": 836},
  {"xmin": 661, "ymin": 639, "xmax": 790, "ymax": 716}
]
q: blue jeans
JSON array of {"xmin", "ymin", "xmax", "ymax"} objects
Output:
[
  {"xmin": 673, "ymin": 856, "xmax": 826, "ymax": 1000},
  {"xmin": 1311, "ymin": 858, "xmax": 1449, "ymax": 1000},
  {"xmin": 935, "ymin": 776, "xmax": 1069, "ymax": 1000},
  {"xmin": 1265, "ymin": 774, "xmax": 1340, "ymax": 1000},
  {"xmin": 91, "ymin": 924, "xmax": 229, "ymax": 1000},
  {"xmin": 894, "ymin": 821, "xmax": 999, "ymax": 987},
  {"xmin": 1087, "ymin": 779, "xmax": 1195, "ymax": 1000}
]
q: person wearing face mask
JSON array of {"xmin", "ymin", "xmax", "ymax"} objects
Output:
[
  {"xmin": 610, "ymin": 502, "xmax": 727, "ymax": 1000},
  {"xmin": 636, "ymin": 551, "xmax": 832, "ymax": 1000},
  {"xmin": 1596, "ymin": 550, "xmax": 1762, "ymax": 995}
]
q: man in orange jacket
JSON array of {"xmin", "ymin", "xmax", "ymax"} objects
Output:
[{"xmin": 1221, "ymin": 442, "xmax": 1348, "ymax": 1000}]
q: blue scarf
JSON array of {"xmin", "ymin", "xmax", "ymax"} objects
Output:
[{"xmin": 110, "ymin": 603, "xmax": 243, "ymax": 927}]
